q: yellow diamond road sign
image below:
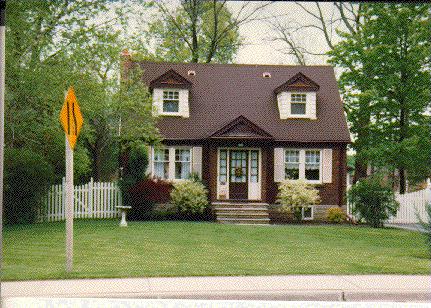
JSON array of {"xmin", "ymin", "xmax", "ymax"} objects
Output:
[{"xmin": 60, "ymin": 86, "xmax": 83, "ymax": 150}]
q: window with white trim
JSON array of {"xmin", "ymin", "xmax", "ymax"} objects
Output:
[
  {"xmin": 153, "ymin": 148, "xmax": 169, "ymax": 179},
  {"xmin": 290, "ymin": 93, "xmax": 306, "ymax": 115},
  {"xmin": 305, "ymin": 150, "xmax": 320, "ymax": 181},
  {"xmin": 175, "ymin": 149, "xmax": 191, "ymax": 179},
  {"xmin": 284, "ymin": 149, "xmax": 321, "ymax": 182},
  {"xmin": 163, "ymin": 90, "xmax": 179, "ymax": 113}
]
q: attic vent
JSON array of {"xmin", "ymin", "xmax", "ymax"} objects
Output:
[
  {"xmin": 188, "ymin": 70, "xmax": 196, "ymax": 76},
  {"xmin": 263, "ymin": 72, "xmax": 271, "ymax": 78}
]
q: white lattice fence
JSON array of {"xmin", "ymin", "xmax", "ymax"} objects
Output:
[{"xmin": 39, "ymin": 178, "xmax": 122, "ymax": 222}]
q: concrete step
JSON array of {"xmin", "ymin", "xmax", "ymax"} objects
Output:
[
  {"xmin": 216, "ymin": 212, "xmax": 269, "ymax": 217},
  {"xmin": 217, "ymin": 217, "xmax": 270, "ymax": 225},
  {"xmin": 212, "ymin": 202, "xmax": 269, "ymax": 208},
  {"xmin": 213, "ymin": 207, "xmax": 268, "ymax": 212}
]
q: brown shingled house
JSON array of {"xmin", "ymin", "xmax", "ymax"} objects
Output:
[{"xmin": 137, "ymin": 61, "xmax": 350, "ymax": 223}]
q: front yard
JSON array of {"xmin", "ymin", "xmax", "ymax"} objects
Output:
[{"xmin": 3, "ymin": 220, "xmax": 430, "ymax": 281}]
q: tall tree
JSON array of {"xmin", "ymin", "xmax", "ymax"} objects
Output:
[
  {"xmin": 268, "ymin": 3, "xmax": 371, "ymax": 181},
  {"xmin": 329, "ymin": 3, "xmax": 431, "ymax": 193},
  {"xmin": 145, "ymin": 0, "xmax": 270, "ymax": 63},
  {"xmin": 5, "ymin": 0, "xmax": 158, "ymax": 182}
]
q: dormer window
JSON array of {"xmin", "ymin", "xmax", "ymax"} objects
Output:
[
  {"xmin": 163, "ymin": 90, "xmax": 180, "ymax": 113},
  {"xmin": 150, "ymin": 69, "xmax": 192, "ymax": 118},
  {"xmin": 290, "ymin": 93, "xmax": 307, "ymax": 115},
  {"xmin": 274, "ymin": 72, "xmax": 319, "ymax": 120}
]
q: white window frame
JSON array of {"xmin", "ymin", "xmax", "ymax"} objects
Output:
[
  {"xmin": 283, "ymin": 149, "xmax": 322, "ymax": 184},
  {"xmin": 152, "ymin": 146, "xmax": 192, "ymax": 181},
  {"xmin": 161, "ymin": 89, "xmax": 180, "ymax": 115},
  {"xmin": 290, "ymin": 93, "xmax": 307, "ymax": 116},
  {"xmin": 153, "ymin": 148, "xmax": 170, "ymax": 180},
  {"xmin": 174, "ymin": 148, "xmax": 192, "ymax": 180},
  {"xmin": 302, "ymin": 206, "xmax": 314, "ymax": 220}
]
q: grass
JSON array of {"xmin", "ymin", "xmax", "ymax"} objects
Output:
[{"xmin": 3, "ymin": 220, "xmax": 430, "ymax": 281}]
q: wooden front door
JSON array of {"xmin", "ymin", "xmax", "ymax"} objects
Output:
[{"xmin": 229, "ymin": 150, "xmax": 248, "ymax": 200}]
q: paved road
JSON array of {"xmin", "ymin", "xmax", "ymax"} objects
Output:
[{"xmin": 2, "ymin": 275, "xmax": 431, "ymax": 302}]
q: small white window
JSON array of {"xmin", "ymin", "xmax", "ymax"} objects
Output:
[
  {"xmin": 302, "ymin": 206, "xmax": 313, "ymax": 220},
  {"xmin": 153, "ymin": 148, "xmax": 169, "ymax": 179},
  {"xmin": 163, "ymin": 90, "xmax": 179, "ymax": 113},
  {"xmin": 175, "ymin": 149, "xmax": 191, "ymax": 179},
  {"xmin": 291, "ymin": 93, "xmax": 306, "ymax": 115},
  {"xmin": 263, "ymin": 72, "xmax": 271, "ymax": 78},
  {"xmin": 188, "ymin": 70, "xmax": 196, "ymax": 76}
]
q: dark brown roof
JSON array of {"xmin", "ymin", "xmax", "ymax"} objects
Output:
[
  {"xmin": 138, "ymin": 61, "xmax": 351, "ymax": 143},
  {"xmin": 274, "ymin": 72, "xmax": 320, "ymax": 93}
]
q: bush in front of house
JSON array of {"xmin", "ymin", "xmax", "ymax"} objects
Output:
[
  {"xmin": 128, "ymin": 178, "xmax": 173, "ymax": 220},
  {"xmin": 347, "ymin": 174, "xmax": 399, "ymax": 228},
  {"xmin": 4, "ymin": 148, "xmax": 55, "ymax": 224},
  {"xmin": 326, "ymin": 207, "xmax": 347, "ymax": 223},
  {"xmin": 276, "ymin": 180, "xmax": 320, "ymax": 221},
  {"xmin": 170, "ymin": 180, "xmax": 209, "ymax": 216},
  {"xmin": 119, "ymin": 141, "xmax": 148, "ymax": 209}
]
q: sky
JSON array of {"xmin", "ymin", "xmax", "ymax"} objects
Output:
[
  {"xmin": 228, "ymin": 1, "xmax": 337, "ymax": 65},
  {"xmin": 122, "ymin": 1, "xmax": 346, "ymax": 66}
]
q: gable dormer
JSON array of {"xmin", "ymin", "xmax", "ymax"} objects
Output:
[
  {"xmin": 150, "ymin": 69, "xmax": 192, "ymax": 118},
  {"xmin": 209, "ymin": 115, "xmax": 273, "ymax": 139},
  {"xmin": 274, "ymin": 72, "xmax": 319, "ymax": 120}
]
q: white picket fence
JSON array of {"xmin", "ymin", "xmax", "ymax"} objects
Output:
[
  {"xmin": 347, "ymin": 182, "xmax": 431, "ymax": 224},
  {"xmin": 39, "ymin": 178, "xmax": 122, "ymax": 222}
]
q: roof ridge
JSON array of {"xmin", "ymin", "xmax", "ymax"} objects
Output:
[{"xmin": 136, "ymin": 60, "xmax": 333, "ymax": 68}]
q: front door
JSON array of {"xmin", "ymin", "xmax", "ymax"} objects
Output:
[{"xmin": 229, "ymin": 150, "xmax": 248, "ymax": 200}]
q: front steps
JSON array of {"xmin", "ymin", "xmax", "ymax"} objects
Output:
[{"xmin": 212, "ymin": 202, "xmax": 270, "ymax": 225}]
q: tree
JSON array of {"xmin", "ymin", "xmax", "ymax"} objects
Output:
[
  {"xmin": 145, "ymin": 0, "xmax": 270, "ymax": 63},
  {"xmin": 5, "ymin": 0, "xmax": 159, "ymax": 182},
  {"xmin": 268, "ymin": 3, "xmax": 371, "ymax": 182},
  {"xmin": 329, "ymin": 3, "xmax": 431, "ymax": 192}
]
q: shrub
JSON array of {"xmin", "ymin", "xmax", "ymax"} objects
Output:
[
  {"xmin": 170, "ymin": 180, "xmax": 209, "ymax": 215},
  {"xmin": 119, "ymin": 141, "xmax": 148, "ymax": 208},
  {"xmin": 419, "ymin": 203, "xmax": 431, "ymax": 254},
  {"xmin": 128, "ymin": 178, "xmax": 173, "ymax": 220},
  {"xmin": 4, "ymin": 148, "xmax": 55, "ymax": 224},
  {"xmin": 347, "ymin": 174, "xmax": 399, "ymax": 228},
  {"xmin": 326, "ymin": 207, "xmax": 347, "ymax": 223},
  {"xmin": 276, "ymin": 180, "xmax": 320, "ymax": 221}
]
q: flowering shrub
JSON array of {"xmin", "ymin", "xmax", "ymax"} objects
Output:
[
  {"xmin": 128, "ymin": 178, "xmax": 173, "ymax": 220},
  {"xmin": 326, "ymin": 207, "xmax": 347, "ymax": 223},
  {"xmin": 277, "ymin": 180, "xmax": 320, "ymax": 221},
  {"xmin": 170, "ymin": 180, "xmax": 209, "ymax": 215}
]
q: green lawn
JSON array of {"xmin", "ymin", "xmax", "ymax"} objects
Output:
[{"xmin": 3, "ymin": 220, "xmax": 430, "ymax": 281}]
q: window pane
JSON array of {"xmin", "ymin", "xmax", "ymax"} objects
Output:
[
  {"xmin": 175, "ymin": 162, "xmax": 190, "ymax": 179},
  {"xmin": 303, "ymin": 207, "xmax": 312, "ymax": 218},
  {"xmin": 291, "ymin": 103, "xmax": 306, "ymax": 115},
  {"xmin": 291, "ymin": 93, "xmax": 306, "ymax": 102},
  {"xmin": 305, "ymin": 150, "xmax": 320, "ymax": 181},
  {"xmin": 154, "ymin": 162, "xmax": 169, "ymax": 179},
  {"xmin": 219, "ymin": 150, "xmax": 227, "ymax": 184},
  {"xmin": 285, "ymin": 150, "xmax": 300, "ymax": 179},
  {"xmin": 250, "ymin": 150, "xmax": 259, "ymax": 183},
  {"xmin": 154, "ymin": 149, "xmax": 169, "ymax": 161},
  {"xmin": 163, "ymin": 101, "xmax": 179, "ymax": 112},
  {"xmin": 175, "ymin": 149, "xmax": 190, "ymax": 162}
]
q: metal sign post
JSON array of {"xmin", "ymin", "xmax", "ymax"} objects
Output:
[
  {"xmin": 0, "ymin": 0, "xmax": 6, "ymax": 279},
  {"xmin": 60, "ymin": 86, "xmax": 83, "ymax": 272},
  {"xmin": 65, "ymin": 136, "xmax": 73, "ymax": 272}
]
